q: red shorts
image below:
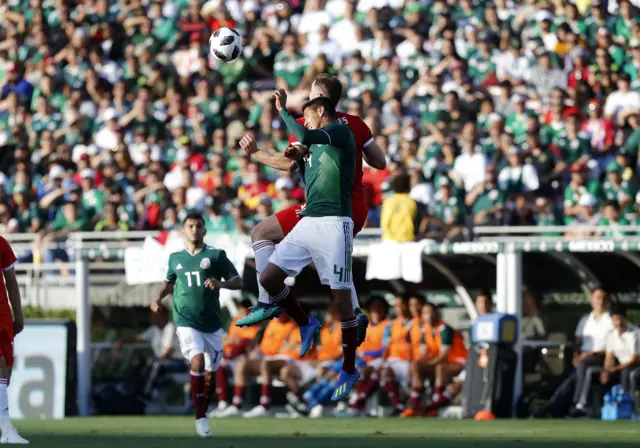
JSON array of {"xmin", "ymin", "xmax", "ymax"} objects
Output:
[
  {"xmin": 276, "ymin": 199, "xmax": 368, "ymax": 237},
  {"xmin": 0, "ymin": 328, "xmax": 14, "ymax": 367}
]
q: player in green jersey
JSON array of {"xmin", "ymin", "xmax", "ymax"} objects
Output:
[
  {"xmin": 151, "ymin": 213, "xmax": 243, "ymax": 437},
  {"xmin": 257, "ymin": 90, "xmax": 360, "ymax": 402}
]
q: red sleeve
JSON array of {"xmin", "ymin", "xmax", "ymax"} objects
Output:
[
  {"xmin": 350, "ymin": 115, "xmax": 374, "ymax": 148},
  {"xmin": 288, "ymin": 117, "xmax": 306, "ymax": 145},
  {"xmin": 0, "ymin": 238, "xmax": 17, "ymax": 272}
]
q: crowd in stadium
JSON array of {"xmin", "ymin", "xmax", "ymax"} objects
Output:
[{"xmin": 0, "ymin": 0, "xmax": 639, "ymax": 245}]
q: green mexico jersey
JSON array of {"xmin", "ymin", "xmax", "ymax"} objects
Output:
[
  {"xmin": 166, "ymin": 245, "xmax": 239, "ymax": 333},
  {"xmin": 281, "ymin": 110, "xmax": 356, "ymax": 218}
]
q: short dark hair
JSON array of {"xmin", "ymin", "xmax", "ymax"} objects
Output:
[
  {"xmin": 302, "ymin": 96, "xmax": 336, "ymax": 118},
  {"xmin": 313, "ymin": 73, "xmax": 343, "ymax": 106},
  {"xmin": 611, "ymin": 305, "xmax": 628, "ymax": 318},
  {"xmin": 183, "ymin": 212, "xmax": 205, "ymax": 226},
  {"xmin": 369, "ymin": 296, "xmax": 390, "ymax": 314},
  {"xmin": 390, "ymin": 172, "xmax": 411, "ymax": 194}
]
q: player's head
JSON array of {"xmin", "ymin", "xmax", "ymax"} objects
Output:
[
  {"xmin": 590, "ymin": 287, "xmax": 609, "ymax": 313},
  {"xmin": 421, "ymin": 302, "xmax": 440, "ymax": 325},
  {"xmin": 369, "ymin": 296, "xmax": 389, "ymax": 323},
  {"xmin": 475, "ymin": 290, "xmax": 493, "ymax": 316},
  {"xmin": 394, "ymin": 294, "xmax": 411, "ymax": 318},
  {"xmin": 310, "ymin": 73, "xmax": 343, "ymax": 107},
  {"xmin": 182, "ymin": 212, "xmax": 206, "ymax": 245},
  {"xmin": 302, "ymin": 96, "xmax": 336, "ymax": 130},
  {"xmin": 390, "ymin": 172, "xmax": 411, "ymax": 194},
  {"xmin": 408, "ymin": 295, "xmax": 424, "ymax": 318},
  {"xmin": 611, "ymin": 305, "xmax": 628, "ymax": 331}
]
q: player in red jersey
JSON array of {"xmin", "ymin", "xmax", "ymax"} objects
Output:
[
  {"xmin": 0, "ymin": 237, "xmax": 28, "ymax": 444},
  {"xmin": 236, "ymin": 74, "xmax": 386, "ymax": 342}
]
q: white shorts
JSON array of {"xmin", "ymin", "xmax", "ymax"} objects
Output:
[
  {"xmin": 384, "ymin": 358, "xmax": 410, "ymax": 385},
  {"xmin": 270, "ymin": 216, "xmax": 354, "ymax": 290},
  {"xmin": 366, "ymin": 358, "xmax": 384, "ymax": 370},
  {"xmin": 176, "ymin": 327, "xmax": 224, "ymax": 372}
]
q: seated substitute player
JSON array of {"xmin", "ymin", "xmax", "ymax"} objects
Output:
[
  {"xmin": 257, "ymin": 90, "xmax": 361, "ymax": 401},
  {"xmin": 402, "ymin": 302, "xmax": 468, "ymax": 417},
  {"xmin": 150, "ymin": 213, "xmax": 244, "ymax": 437},
  {"xmin": 286, "ymin": 302, "xmax": 345, "ymax": 417},
  {"xmin": 217, "ymin": 313, "xmax": 296, "ymax": 417},
  {"xmin": 344, "ymin": 296, "xmax": 392, "ymax": 417},
  {"xmin": 377, "ymin": 295, "xmax": 415, "ymax": 416},
  {"xmin": 0, "ymin": 236, "xmax": 28, "ymax": 444},
  {"xmin": 237, "ymin": 73, "xmax": 387, "ymax": 346},
  {"xmin": 211, "ymin": 299, "xmax": 260, "ymax": 417}
]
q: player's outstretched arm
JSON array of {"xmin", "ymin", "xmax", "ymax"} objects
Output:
[
  {"xmin": 204, "ymin": 276, "xmax": 244, "ymax": 290},
  {"xmin": 279, "ymin": 108, "xmax": 334, "ymax": 147},
  {"xmin": 4, "ymin": 268, "xmax": 24, "ymax": 336},
  {"xmin": 239, "ymin": 132, "xmax": 295, "ymax": 171}
]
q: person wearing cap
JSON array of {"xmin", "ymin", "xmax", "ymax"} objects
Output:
[
  {"xmin": 564, "ymin": 162, "xmax": 603, "ymax": 224},
  {"xmin": 602, "ymin": 161, "xmax": 636, "ymax": 217},
  {"xmin": 497, "ymin": 146, "xmax": 539, "ymax": 199}
]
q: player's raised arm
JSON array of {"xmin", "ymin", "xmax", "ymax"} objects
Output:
[
  {"xmin": 3, "ymin": 268, "xmax": 23, "ymax": 337},
  {"xmin": 239, "ymin": 132, "xmax": 296, "ymax": 172}
]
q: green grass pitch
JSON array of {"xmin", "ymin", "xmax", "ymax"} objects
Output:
[{"xmin": 13, "ymin": 417, "xmax": 640, "ymax": 447}]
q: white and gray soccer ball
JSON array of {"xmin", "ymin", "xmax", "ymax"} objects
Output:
[{"xmin": 209, "ymin": 27, "xmax": 243, "ymax": 62}]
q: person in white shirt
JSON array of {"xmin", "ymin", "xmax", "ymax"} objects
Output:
[
  {"xmin": 535, "ymin": 288, "xmax": 613, "ymax": 417},
  {"xmin": 451, "ymin": 123, "xmax": 487, "ymax": 193},
  {"xmin": 603, "ymin": 74, "xmax": 640, "ymax": 120},
  {"xmin": 576, "ymin": 307, "xmax": 640, "ymax": 415},
  {"xmin": 115, "ymin": 306, "xmax": 183, "ymax": 395}
]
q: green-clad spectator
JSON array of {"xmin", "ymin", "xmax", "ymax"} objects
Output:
[
  {"xmin": 563, "ymin": 163, "xmax": 602, "ymax": 224},
  {"xmin": 505, "ymin": 95, "xmax": 531, "ymax": 143},
  {"xmin": 621, "ymin": 111, "xmax": 640, "ymax": 156},
  {"xmin": 602, "ymin": 161, "xmax": 635, "ymax": 221},
  {"xmin": 598, "ymin": 201, "xmax": 631, "ymax": 238},
  {"xmin": 497, "ymin": 147, "xmax": 540, "ymax": 199},
  {"xmin": 612, "ymin": 0, "xmax": 635, "ymax": 45},
  {"xmin": 108, "ymin": 184, "xmax": 137, "ymax": 228},
  {"xmin": 554, "ymin": 114, "xmax": 591, "ymax": 166},
  {"xmin": 429, "ymin": 177, "xmax": 465, "ymax": 236},
  {"xmin": 50, "ymin": 200, "xmax": 93, "ymax": 233},
  {"xmin": 205, "ymin": 208, "xmax": 237, "ymax": 235},
  {"xmin": 12, "ymin": 185, "xmax": 41, "ymax": 233},
  {"xmin": 468, "ymin": 33, "xmax": 496, "ymax": 84},
  {"xmin": 623, "ymin": 40, "xmax": 640, "ymax": 82},
  {"xmin": 273, "ymin": 34, "xmax": 310, "ymax": 89},
  {"xmin": 218, "ymin": 55, "xmax": 255, "ymax": 88},
  {"xmin": 118, "ymin": 99, "xmax": 164, "ymax": 140},
  {"xmin": 30, "ymin": 74, "xmax": 66, "ymax": 113},
  {"xmin": 94, "ymin": 202, "xmax": 130, "ymax": 232},
  {"xmin": 466, "ymin": 168, "xmax": 505, "ymax": 226},
  {"xmin": 30, "ymin": 97, "xmax": 63, "ymax": 143},
  {"xmin": 595, "ymin": 28, "xmax": 626, "ymax": 68},
  {"xmin": 535, "ymin": 197, "xmax": 564, "ymax": 236},
  {"xmin": 62, "ymin": 50, "xmax": 89, "ymax": 90},
  {"xmin": 80, "ymin": 169, "xmax": 106, "ymax": 216},
  {"xmin": 583, "ymin": 4, "xmax": 613, "ymax": 47}
]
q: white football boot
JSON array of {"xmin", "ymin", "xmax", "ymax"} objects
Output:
[{"xmin": 195, "ymin": 418, "xmax": 212, "ymax": 438}]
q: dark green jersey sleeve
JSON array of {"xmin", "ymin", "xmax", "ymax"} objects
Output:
[
  {"xmin": 280, "ymin": 109, "xmax": 350, "ymax": 148},
  {"xmin": 216, "ymin": 250, "xmax": 239, "ymax": 280},
  {"xmin": 165, "ymin": 255, "xmax": 177, "ymax": 283},
  {"xmin": 440, "ymin": 325, "xmax": 454, "ymax": 346}
]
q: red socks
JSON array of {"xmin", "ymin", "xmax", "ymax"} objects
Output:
[
  {"xmin": 341, "ymin": 318, "xmax": 358, "ymax": 373},
  {"xmin": 382, "ymin": 378, "xmax": 401, "ymax": 407},
  {"xmin": 215, "ymin": 367, "xmax": 228, "ymax": 404},
  {"xmin": 410, "ymin": 387, "xmax": 424, "ymax": 409},
  {"xmin": 260, "ymin": 383, "xmax": 271, "ymax": 409},
  {"xmin": 350, "ymin": 377, "xmax": 378, "ymax": 410},
  {"xmin": 232, "ymin": 385, "xmax": 244, "ymax": 408},
  {"xmin": 190, "ymin": 372, "xmax": 206, "ymax": 419}
]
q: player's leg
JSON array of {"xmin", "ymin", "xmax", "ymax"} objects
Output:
[
  {"xmin": 379, "ymin": 363, "xmax": 404, "ymax": 415},
  {"xmin": 218, "ymin": 357, "xmax": 262, "ymax": 417},
  {"xmin": 244, "ymin": 359, "xmax": 287, "ymax": 417},
  {"xmin": 351, "ymin": 198, "xmax": 371, "ymax": 345},
  {"xmin": 237, "ymin": 207, "xmax": 300, "ymax": 327},
  {"xmin": 212, "ymin": 361, "xmax": 232, "ymax": 415},
  {"xmin": 260, "ymin": 223, "xmax": 321, "ymax": 356},
  {"xmin": 175, "ymin": 327, "xmax": 211, "ymax": 437},
  {"xmin": 0, "ymin": 333, "xmax": 27, "ymax": 445},
  {"xmin": 281, "ymin": 362, "xmax": 310, "ymax": 416},
  {"xmin": 422, "ymin": 371, "xmax": 466, "ymax": 415},
  {"xmin": 203, "ymin": 331, "xmax": 224, "ymax": 415}
]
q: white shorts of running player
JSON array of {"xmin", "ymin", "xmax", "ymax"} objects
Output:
[
  {"xmin": 176, "ymin": 327, "xmax": 224, "ymax": 372},
  {"xmin": 270, "ymin": 216, "xmax": 354, "ymax": 290},
  {"xmin": 383, "ymin": 358, "xmax": 410, "ymax": 385}
]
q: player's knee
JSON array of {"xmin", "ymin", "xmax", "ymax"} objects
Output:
[
  {"xmin": 252, "ymin": 217, "xmax": 282, "ymax": 243},
  {"xmin": 190, "ymin": 354, "xmax": 205, "ymax": 372}
]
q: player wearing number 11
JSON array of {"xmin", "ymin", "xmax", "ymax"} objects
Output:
[{"xmin": 151, "ymin": 213, "xmax": 243, "ymax": 438}]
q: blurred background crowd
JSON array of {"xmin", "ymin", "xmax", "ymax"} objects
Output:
[{"xmin": 0, "ymin": 0, "xmax": 639, "ymax": 243}]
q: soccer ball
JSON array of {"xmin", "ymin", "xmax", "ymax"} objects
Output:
[{"xmin": 209, "ymin": 27, "xmax": 243, "ymax": 62}]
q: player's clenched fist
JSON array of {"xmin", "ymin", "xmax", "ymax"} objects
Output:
[
  {"xmin": 272, "ymin": 89, "xmax": 287, "ymax": 111},
  {"xmin": 284, "ymin": 143, "xmax": 307, "ymax": 161},
  {"xmin": 150, "ymin": 300, "xmax": 161, "ymax": 313},
  {"xmin": 239, "ymin": 133, "xmax": 258, "ymax": 155},
  {"xmin": 204, "ymin": 278, "xmax": 221, "ymax": 289}
]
